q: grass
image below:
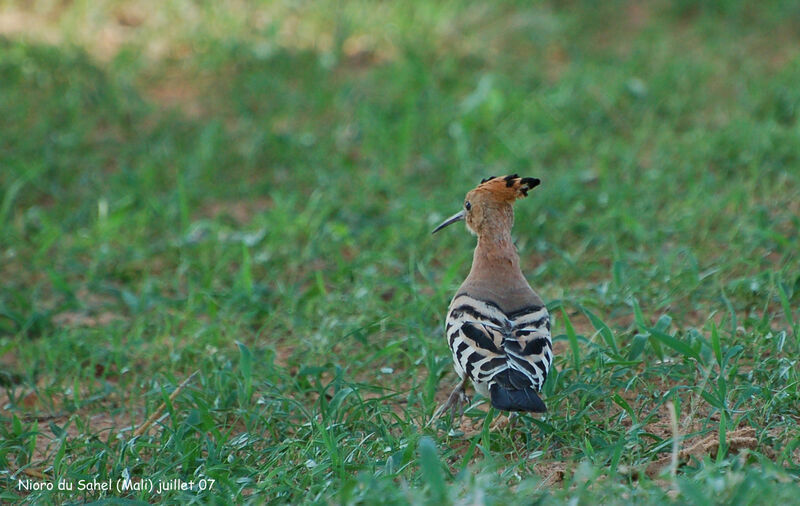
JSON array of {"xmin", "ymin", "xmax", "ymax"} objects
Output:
[{"xmin": 1, "ymin": 0, "xmax": 799, "ymax": 503}]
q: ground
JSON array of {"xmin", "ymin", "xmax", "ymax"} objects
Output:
[{"xmin": 1, "ymin": 0, "xmax": 799, "ymax": 503}]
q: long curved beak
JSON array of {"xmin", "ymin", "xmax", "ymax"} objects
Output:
[{"xmin": 432, "ymin": 210, "xmax": 465, "ymax": 234}]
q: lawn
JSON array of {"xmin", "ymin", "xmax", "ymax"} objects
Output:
[{"xmin": 1, "ymin": 0, "xmax": 799, "ymax": 503}]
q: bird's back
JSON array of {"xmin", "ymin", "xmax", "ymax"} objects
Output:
[{"xmin": 445, "ymin": 277, "xmax": 552, "ymax": 412}]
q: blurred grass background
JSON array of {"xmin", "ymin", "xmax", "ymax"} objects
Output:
[{"xmin": 1, "ymin": 0, "xmax": 799, "ymax": 503}]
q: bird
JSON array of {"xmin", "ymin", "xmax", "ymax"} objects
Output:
[{"xmin": 431, "ymin": 174, "xmax": 552, "ymax": 421}]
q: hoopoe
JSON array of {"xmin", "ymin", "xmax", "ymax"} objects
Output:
[{"xmin": 432, "ymin": 175, "xmax": 552, "ymax": 419}]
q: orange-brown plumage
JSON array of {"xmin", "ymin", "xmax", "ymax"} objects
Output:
[
  {"xmin": 470, "ymin": 174, "xmax": 540, "ymax": 203},
  {"xmin": 462, "ymin": 175, "xmax": 540, "ymax": 239}
]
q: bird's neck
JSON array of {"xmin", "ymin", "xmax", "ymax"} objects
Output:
[
  {"xmin": 460, "ymin": 227, "xmax": 540, "ymax": 312},
  {"xmin": 459, "ymin": 228, "xmax": 542, "ymax": 312},
  {"xmin": 470, "ymin": 228, "xmax": 522, "ymax": 277}
]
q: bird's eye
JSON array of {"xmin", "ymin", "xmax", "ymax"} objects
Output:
[{"xmin": 465, "ymin": 201, "xmax": 472, "ymax": 211}]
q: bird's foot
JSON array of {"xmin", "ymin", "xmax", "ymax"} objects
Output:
[
  {"xmin": 428, "ymin": 382, "xmax": 470, "ymax": 427},
  {"xmin": 489, "ymin": 411, "xmax": 519, "ymax": 432}
]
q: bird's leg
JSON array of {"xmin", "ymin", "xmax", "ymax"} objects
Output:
[
  {"xmin": 444, "ymin": 380, "xmax": 470, "ymax": 420},
  {"xmin": 428, "ymin": 379, "xmax": 470, "ymax": 426},
  {"xmin": 489, "ymin": 411, "xmax": 519, "ymax": 431}
]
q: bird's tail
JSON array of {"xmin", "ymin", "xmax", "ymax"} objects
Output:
[{"xmin": 489, "ymin": 383, "xmax": 547, "ymax": 413}]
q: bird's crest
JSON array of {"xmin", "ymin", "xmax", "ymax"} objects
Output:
[{"xmin": 472, "ymin": 175, "xmax": 540, "ymax": 203}]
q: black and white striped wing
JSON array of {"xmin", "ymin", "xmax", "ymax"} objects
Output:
[
  {"xmin": 445, "ymin": 294, "xmax": 510, "ymax": 390},
  {"xmin": 503, "ymin": 305, "xmax": 552, "ymax": 391},
  {"xmin": 446, "ymin": 294, "xmax": 552, "ymax": 397}
]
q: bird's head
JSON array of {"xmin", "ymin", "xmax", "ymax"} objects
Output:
[{"xmin": 432, "ymin": 174, "xmax": 541, "ymax": 236}]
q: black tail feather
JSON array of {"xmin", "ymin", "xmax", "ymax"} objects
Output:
[{"xmin": 490, "ymin": 383, "xmax": 547, "ymax": 413}]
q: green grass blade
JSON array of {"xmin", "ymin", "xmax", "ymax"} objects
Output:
[
  {"xmin": 649, "ymin": 328, "xmax": 700, "ymax": 361},
  {"xmin": 236, "ymin": 341, "xmax": 253, "ymax": 402},
  {"xmin": 776, "ymin": 282, "xmax": 797, "ymax": 341},
  {"xmin": 561, "ymin": 308, "xmax": 580, "ymax": 371},
  {"xmin": 578, "ymin": 305, "xmax": 619, "ymax": 356},
  {"xmin": 417, "ymin": 437, "xmax": 446, "ymax": 503},
  {"xmin": 711, "ymin": 321, "xmax": 723, "ymax": 368}
]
